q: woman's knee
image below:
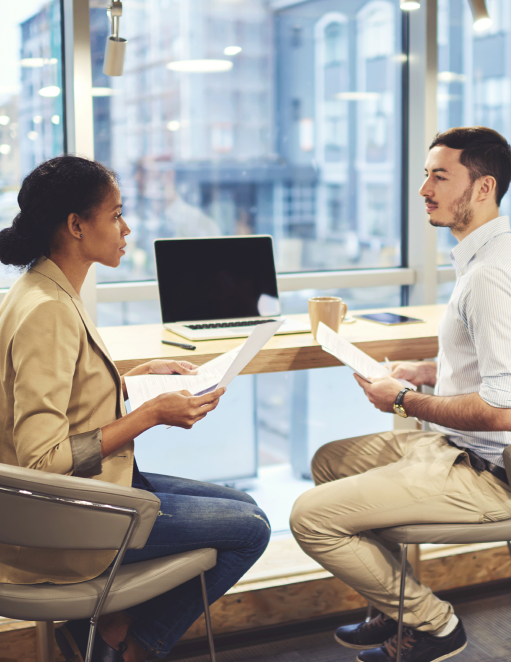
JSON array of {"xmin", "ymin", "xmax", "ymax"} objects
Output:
[{"xmin": 238, "ymin": 503, "xmax": 271, "ymax": 549}]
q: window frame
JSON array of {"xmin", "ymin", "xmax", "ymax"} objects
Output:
[{"xmin": 0, "ymin": 0, "xmax": 447, "ymax": 319}]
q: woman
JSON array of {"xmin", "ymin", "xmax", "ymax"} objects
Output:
[{"xmin": 0, "ymin": 156, "xmax": 271, "ymax": 661}]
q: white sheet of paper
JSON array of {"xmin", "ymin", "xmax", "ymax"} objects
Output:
[
  {"xmin": 125, "ymin": 320, "xmax": 284, "ymax": 413},
  {"xmin": 217, "ymin": 319, "xmax": 284, "ymax": 388},
  {"xmin": 316, "ymin": 322, "xmax": 416, "ymax": 389}
]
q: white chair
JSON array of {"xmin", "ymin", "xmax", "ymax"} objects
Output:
[
  {"xmin": 378, "ymin": 519, "xmax": 511, "ymax": 661},
  {"xmin": 0, "ymin": 463, "xmax": 217, "ymax": 662}
]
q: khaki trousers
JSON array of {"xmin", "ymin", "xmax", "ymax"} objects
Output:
[{"xmin": 290, "ymin": 430, "xmax": 511, "ymax": 632}]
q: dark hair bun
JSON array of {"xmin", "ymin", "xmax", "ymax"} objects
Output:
[{"xmin": 0, "ymin": 155, "xmax": 117, "ymax": 268}]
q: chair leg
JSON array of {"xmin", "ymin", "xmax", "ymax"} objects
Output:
[
  {"xmin": 396, "ymin": 543, "xmax": 408, "ymax": 663},
  {"xmin": 200, "ymin": 572, "xmax": 216, "ymax": 662},
  {"xmin": 85, "ymin": 619, "xmax": 99, "ymax": 663},
  {"xmin": 365, "ymin": 602, "xmax": 373, "ymax": 622},
  {"xmin": 35, "ymin": 621, "xmax": 55, "ymax": 662}
]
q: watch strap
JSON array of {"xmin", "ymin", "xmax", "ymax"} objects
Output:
[{"xmin": 395, "ymin": 387, "xmax": 412, "ymax": 408}]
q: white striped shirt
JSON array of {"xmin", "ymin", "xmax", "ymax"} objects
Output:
[{"xmin": 431, "ymin": 215, "xmax": 511, "ymax": 468}]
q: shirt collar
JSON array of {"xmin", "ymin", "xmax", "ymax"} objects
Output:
[{"xmin": 450, "ymin": 215, "xmax": 510, "ymax": 275}]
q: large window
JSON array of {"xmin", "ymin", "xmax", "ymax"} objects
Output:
[
  {"xmin": 88, "ymin": 0, "xmax": 404, "ymax": 286},
  {"xmin": 437, "ymin": 0, "xmax": 511, "ymax": 266},
  {"xmin": 0, "ymin": 0, "xmax": 65, "ymax": 288}
]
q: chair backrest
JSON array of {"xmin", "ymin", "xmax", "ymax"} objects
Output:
[
  {"xmin": 504, "ymin": 445, "xmax": 511, "ymax": 485},
  {"xmin": 0, "ymin": 463, "xmax": 160, "ymax": 550}
]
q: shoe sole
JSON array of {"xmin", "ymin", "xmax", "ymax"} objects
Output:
[
  {"xmin": 55, "ymin": 624, "xmax": 85, "ymax": 663},
  {"xmin": 334, "ymin": 632, "xmax": 383, "ymax": 650},
  {"xmin": 354, "ymin": 640, "xmax": 468, "ymax": 662},
  {"xmin": 431, "ymin": 640, "xmax": 468, "ymax": 662}
]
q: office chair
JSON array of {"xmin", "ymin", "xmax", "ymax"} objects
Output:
[
  {"xmin": 0, "ymin": 463, "xmax": 217, "ymax": 662},
  {"xmin": 376, "ymin": 446, "xmax": 511, "ymax": 662}
]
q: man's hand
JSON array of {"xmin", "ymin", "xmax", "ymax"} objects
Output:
[
  {"xmin": 388, "ymin": 361, "xmax": 437, "ymax": 388},
  {"xmin": 152, "ymin": 387, "xmax": 226, "ymax": 429},
  {"xmin": 353, "ymin": 374, "xmax": 404, "ymax": 413}
]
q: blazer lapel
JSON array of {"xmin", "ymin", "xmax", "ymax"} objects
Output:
[{"xmin": 31, "ymin": 259, "xmax": 121, "ymax": 383}]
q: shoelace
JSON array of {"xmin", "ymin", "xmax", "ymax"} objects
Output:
[
  {"xmin": 361, "ymin": 613, "xmax": 391, "ymax": 632},
  {"xmin": 117, "ymin": 640, "xmax": 128, "ymax": 660},
  {"xmin": 384, "ymin": 628, "xmax": 416, "ymax": 659}
]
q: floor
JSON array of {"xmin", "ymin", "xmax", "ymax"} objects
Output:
[{"xmin": 171, "ymin": 590, "xmax": 511, "ymax": 662}]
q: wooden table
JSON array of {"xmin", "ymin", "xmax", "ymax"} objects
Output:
[{"xmin": 99, "ymin": 304, "xmax": 446, "ymax": 375}]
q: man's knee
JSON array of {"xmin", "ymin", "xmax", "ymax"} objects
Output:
[
  {"xmin": 290, "ymin": 490, "xmax": 317, "ymax": 543},
  {"xmin": 310, "ymin": 443, "xmax": 330, "ymax": 483},
  {"xmin": 311, "ymin": 439, "xmax": 348, "ymax": 484}
]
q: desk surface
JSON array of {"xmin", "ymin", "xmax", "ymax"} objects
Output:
[{"xmin": 100, "ymin": 304, "xmax": 446, "ymax": 375}]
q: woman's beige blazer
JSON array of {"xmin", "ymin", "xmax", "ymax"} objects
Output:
[{"xmin": 0, "ymin": 258, "xmax": 134, "ymax": 584}]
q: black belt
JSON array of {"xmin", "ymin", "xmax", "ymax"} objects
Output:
[{"xmin": 448, "ymin": 440, "xmax": 508, "ymax": 485}]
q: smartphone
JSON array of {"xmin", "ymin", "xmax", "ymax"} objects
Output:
[{"xmin": 354, "ymin": 312, "xmax": 425, "ymax": 326}]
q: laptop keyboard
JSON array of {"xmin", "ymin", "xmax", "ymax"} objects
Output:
[{"xmin": 185, "ymin": 319, "xmax": 277, "ymax": 330}]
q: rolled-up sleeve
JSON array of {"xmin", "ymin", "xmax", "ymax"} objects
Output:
[
  {"xmin": 71, "ymin": 428, "xmax": 103, "ymax": 477},
  {"xmin": 12, "ymin": 299, "xmax": 80, "ymax": 474},
  {"xmin": 468, "ymin": 265, "xmax": 511, "ymax": 409}
]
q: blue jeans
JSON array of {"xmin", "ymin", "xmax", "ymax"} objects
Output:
[{"xmin": 120, "ymin": 472, "xmax": 271, "ymax": 658}]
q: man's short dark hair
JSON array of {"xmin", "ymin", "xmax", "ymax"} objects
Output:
[{"xmin": 429, "ymin": 126, "xmax": 511, "ymax": 206}]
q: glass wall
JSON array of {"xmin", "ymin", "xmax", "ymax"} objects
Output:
[
  {"xmin": 89, "ymin": 0, "xmax": 404, "ymax": 286},
  {"xmin": 437, "ymin": 0, "xmax": 511, "ymax": 266},
  {"xmin": 0, "ymin": 0, "xmax": 65, "ymax": 288}
]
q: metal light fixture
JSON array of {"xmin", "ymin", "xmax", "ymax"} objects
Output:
[
  {"xmin": 400, "ymin": 0, "xmax": 420, "ymax": 10},
  {"xmin": 103, "ymin": 1, "xmax": 127, "ymax": 76},
  {"xmin": 468, "ymin": 0, "xmax": 492, "ymax": 31}
]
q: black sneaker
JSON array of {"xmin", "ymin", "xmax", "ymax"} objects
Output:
[
  {"xmin": 335, "ymin": 613, "xmax": 398, "ymax": 649},
  {"xmin": 356, "ymin": 618, "xmax": 467, "ymax": 662}
]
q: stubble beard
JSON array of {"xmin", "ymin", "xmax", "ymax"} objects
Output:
[{"xmin": 429, "ymin": 183, "xmax": 474, "ymax": 234}]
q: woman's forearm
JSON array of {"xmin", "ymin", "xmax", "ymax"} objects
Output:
[
  {"xmin": 101, "ymin": 401, "xmax": 158, "ymax": 458},
  {"xmin": 101, "ymin": 388, "xmax": 225, "ymax": 459}
]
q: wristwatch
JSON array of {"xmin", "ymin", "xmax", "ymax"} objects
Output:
[{"xmin": 393, "ymin": 388, "xmax": 412, "ymax": 418}]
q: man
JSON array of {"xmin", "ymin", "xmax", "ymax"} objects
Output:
[{"xmin": 290, "ymin": 126, "xmax": 511, "ymax": 662}]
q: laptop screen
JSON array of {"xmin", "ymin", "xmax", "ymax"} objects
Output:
[{"xmin": 155, "ymin": 236, "xmax": 281, "ymax": 323}]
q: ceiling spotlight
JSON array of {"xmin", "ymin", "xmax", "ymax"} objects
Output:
[
  {"xmin": 468, "ymin": 0, "xmax": 492, "ymax": 30},
  {"xmin": 335, "ymin": 92, "xmax": 380, "ymax": 100},
  {"xmin": 166, "ymin": 60, "xmax": 233, "ymax": 73},
  {"xmin": 92, "ymin": 87, "xmax": 119, "ymax": 96},
  {"xmin": 400, "ymin": 0, "xmax": 420, "ymax": 10},
  {"xmin": 38, "ymin": 86, "xmax": 60, "ymax": 97},
  {"xmin": 224, "ymin": 46, "xmax": 242, "ymax": 55},
  {"xmin": 103, "ymin": 1, "xmax": 127, "ymax": 76}
]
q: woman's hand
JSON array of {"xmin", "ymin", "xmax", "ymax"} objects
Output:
[
  {"xmin": 121, "ymin": 360, "xmax": 199, "ymax": 399},
  {"xmin": 151, "ymin": 387, "xmax": 225, "ymax": 429},
  {"xmin": 146, "ymin": 359, "xmax": 199, "ymax": 376},
  {"xmin": 101, "ymin": 387, "xmax": 226, "ymax": 459}
]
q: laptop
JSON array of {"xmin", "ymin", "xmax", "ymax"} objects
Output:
[{"xmin": 155, "ymin": 235, "xmax": 311, "ymax": 340}]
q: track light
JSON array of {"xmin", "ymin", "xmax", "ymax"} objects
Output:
[
  {"xmin": 468, "ymin": 0, "xmax": 492, "ymax": 31},
  {"xmin": 400, "ymin": 0, "xmax": 420, "ymax": 10},
  {"xmin": 103, "ymin": 1, "xmax": 127, "ymax": 76}
]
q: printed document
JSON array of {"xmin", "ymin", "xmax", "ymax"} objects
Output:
[
  {"xmin": 316, "ymin": 322, "xmax": 415, "ymax": 389},
  {"xmin": 125, "ymin": 319, "xmax": 284, "ymax": 412}
]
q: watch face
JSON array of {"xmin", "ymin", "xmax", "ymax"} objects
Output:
[{"xmin": 393, "ymin": 404, "xmax": 408, "ymax": 418}]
